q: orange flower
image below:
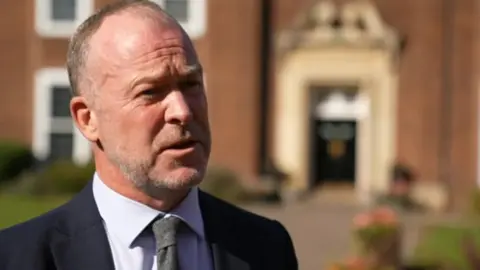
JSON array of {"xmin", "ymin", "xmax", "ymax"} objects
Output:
[
  {"xmin": 327, "ymin": 257, "xmax": 370, "ymax": 270},
  {"xmin": 371, "ymin": 207, "xmax": 398, "ymax": 226},
  {"xmin": 344, "ymin": 256, "xmax": 369, "ymax": 269},
  {"xmin": 353, "ymin": 206, "xmax": 399, "ymax": 229},
  {"xmin": 353, "ymin": 212, "xmax": 373, "ymax": 229}
]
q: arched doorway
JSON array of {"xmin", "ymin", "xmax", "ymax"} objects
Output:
[
  {"xmin": 273, "ymin": 0, "xmax": 401, "ymax": 204},
  {"xmin": 309, "ymin": 88, "xmax": 368, "ymax": 188}
]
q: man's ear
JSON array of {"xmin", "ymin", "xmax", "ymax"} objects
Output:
[{"xmin": 70, "ymin": 96, "xmax": 98, "ymax": 142}]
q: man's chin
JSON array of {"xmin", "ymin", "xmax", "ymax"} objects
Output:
[{"xmin": 152, "ymin": 167, "xmax": 204, "ymax": 190}]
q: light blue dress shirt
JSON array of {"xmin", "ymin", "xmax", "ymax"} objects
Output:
[{"xmin": 92, "ymin": 173, "xmax": 214, "ymax": 270}]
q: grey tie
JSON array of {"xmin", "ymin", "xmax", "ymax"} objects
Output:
[{"xmin": 152, "ymin": 216, "xmax": 184, "ymax": 270}]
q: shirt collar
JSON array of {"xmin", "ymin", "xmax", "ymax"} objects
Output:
[{"xmin": 92, "ymin": 173, "xmax": 205, "ymax": 247}]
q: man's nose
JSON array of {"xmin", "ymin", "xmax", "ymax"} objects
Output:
[{"xmin": 164, "ymin": 91, "xmax": 193, "ymax": 125}]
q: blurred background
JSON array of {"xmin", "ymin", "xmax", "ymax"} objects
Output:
[{"xmin": 2, "ymin": 0, "xmax": 480, "ymax": 269}]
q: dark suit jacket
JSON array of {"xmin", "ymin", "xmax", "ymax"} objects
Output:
[{"xmin": 0, "ymin": 182, "xmax": 298, "ymax": 270}]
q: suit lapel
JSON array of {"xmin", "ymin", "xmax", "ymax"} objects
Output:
[
  {"xmin": 50, "ymin": 183, "xmax": 251, "ymax": 270},
  {"xmin": 199, "ymin": 191, "xmax": 250, "ymax": 270},
  {"xmin": 50, "ymin": 181, "xmax": 115, "ymax": 270},
  {"xmin": 51, "ymin": 224, "xmax": 114, "ymax": 270},
  {"xmin": 210, "ymin": 244, "xmax": 250, "ymax": 270}
]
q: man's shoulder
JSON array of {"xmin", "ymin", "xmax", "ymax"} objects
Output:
[
  {"xmin": 200, "ymin": 191, "xmax": 298, "ymax": 269},
  {"xmin": 0, "ymin": 202, "xmax": 71, "ymax": 269},
  {"xmin": 200, "ymin": 191, "xmax": 289, "ymax": 236},
  {"xmin": 0, "ymin": 201, "xmax": 68, "ymax": 245}
]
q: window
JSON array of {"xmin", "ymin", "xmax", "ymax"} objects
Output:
[
  {"xmin": 164, "ymin": 0, "xmax": 189, "ymax": 22},
  {"xmin": 35, "ymin": 0, "xmax": 93, "ymax": 38},
  {"xmin": 152, "ymin": 0, "xmax": 207, "ymax": 39},
  {"xmin": 49, "ymin": 133, "xmax": 74, "ymax": 161},
  {"xmin": 51, "ymin": 0, "xmax": 76, "ymax": 20},
  {"xmin": 51, "ymin": 86, "xmax": 72, "ymax": 117},
  {"xmin": 34, "ymin": 68, "xmax": 91, "ymax": 164}
]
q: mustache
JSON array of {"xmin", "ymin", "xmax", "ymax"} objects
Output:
[{"xmin": 154, "ymin": 124, "xmax": 207, "ymax": 152}]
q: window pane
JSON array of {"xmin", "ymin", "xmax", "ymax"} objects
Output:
[
  {"xmin": 165, "ymin": 0, "xmax": 189, "ymax": 22},
  {"xmin": 51, "ymin": 0, "xmax": 76, "ymax": 21},
  {"xmin": 49, "ymin": 133, "xmax": 74, "ymax": 161},
  {"xmin": 51, "ymin": 86, "xmax": 72, "ymax": 117}
]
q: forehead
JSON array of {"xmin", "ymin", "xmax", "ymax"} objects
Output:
[{"xmin": 90, "ymin": 9, "xmax": 198, "ymax": 69}]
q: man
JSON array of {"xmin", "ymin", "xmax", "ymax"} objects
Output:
[{"xmin": 0, "ymin": 1, "xmax": 298, "ymax": 270}]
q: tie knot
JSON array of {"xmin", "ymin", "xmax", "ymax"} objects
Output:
[{"xmin": 152, "ymin": 215, "xmax": 184, "ymax": 250}]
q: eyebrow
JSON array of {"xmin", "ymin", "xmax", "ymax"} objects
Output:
[
  {"xmin": 130, "ymin": 63, "xmax": 203, "ymax": 89},
  {"xmin": 182, "ymin": 64, "xmax": 203, "ymax": 76}
]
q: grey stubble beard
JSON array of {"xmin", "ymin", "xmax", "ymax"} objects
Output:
[{"xmin": 110, "ymin": 151, "xmax": 204, "ymax": 199}]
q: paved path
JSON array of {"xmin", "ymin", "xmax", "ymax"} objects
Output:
[{"xmin": 243, "ymin": 196, "xmax": 461, "ymax": 270}]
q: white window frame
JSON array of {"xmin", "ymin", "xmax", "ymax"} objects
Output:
[
  {"xmin": 477, "ymin": 80, "xmax": 480, "ymax": 187},
  {"xmin": 152, "ymin": 0, "xmax": 207, "ymax": 39},
  {"xmin": 33, "ymin": 68, "xmax": 91, "ymax": 164},
  {"xmin": 203, "ymin": 72, "xmax": 207, "ymax": 92},
  {"xmin": 35, "ymin": 0, "xmax": 94, "ymax": 38}
]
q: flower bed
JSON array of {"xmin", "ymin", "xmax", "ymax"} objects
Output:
[{"xmin": 329, "ymin": 207, "xmax": 401, "ymax": 270}]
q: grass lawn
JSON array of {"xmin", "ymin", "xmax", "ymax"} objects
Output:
[
  {"xmin": 0, "ymin": 194, "xmax": 70, "ymax": 229},
  {"xmin": 411, "ymin": 223, "xmax": 480, "ymax": 269}
]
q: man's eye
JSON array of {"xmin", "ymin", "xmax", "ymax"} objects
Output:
[
  {"xmin": 141, "ymin": 89, "xmax": 157, "ymax": 96},
  {"xmin": 136, "ymin": 88, "xmax": 161, "ymax": 101},
  {"xmin": 181, "ymin": 81, "xmax": 201, "ymax": 89}
]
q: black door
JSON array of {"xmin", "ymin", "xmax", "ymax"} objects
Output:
[{"xmin": 310, "ymin": 120, "xmax": 356, "ymax": 187}]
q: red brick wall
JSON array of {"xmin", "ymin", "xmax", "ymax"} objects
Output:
[
  {"xmin": 270, "ymin": 0, "xmax": 479, "ymax": 195},
  {"xmin": 448, "ymin": 0, "xmax": 479, "ymax": 206},
  {"xmin": 206, "ymin": 0, "xmax": 263, "ymax": 181},
  {"xmin": 0, "ymin": 0, "xmax": 32, "ymax": 144},
  {"xmin": 1, "ymin": 0, "xmax": 479, "ymax": 197}
]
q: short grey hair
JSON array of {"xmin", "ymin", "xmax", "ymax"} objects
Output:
[{"xmin": 66, "ymin": 0, "xmax": 172, "ymax": 96}]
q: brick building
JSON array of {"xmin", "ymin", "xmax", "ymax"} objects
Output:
[{"xmin": 0, "ymin": 0, "xmax": 479, "ymax": 208}]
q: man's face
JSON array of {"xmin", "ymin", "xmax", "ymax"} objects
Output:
[{"xmin": 87, "ymin": 12, "xmax": 211, "ymax": 196}]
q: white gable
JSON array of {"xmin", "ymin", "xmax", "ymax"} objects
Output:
[{"xmin": 277, "ymin": 0, "xmax": 400, "ymax": 54}]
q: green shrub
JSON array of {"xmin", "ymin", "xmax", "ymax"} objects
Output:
[
  {"xmin": 0, "ymin": 141, "xmax": 34, "ymax": 184},
  {"xmin": 411, "ymin": 224, "xmax": 480, "ymax": 269},
  {"xmin": 32, "ymin": 160, "xmax": 95, "ymax": 195},
  {"xmin": 200, "ymin": 166, "xmax": 251, "ymax": 204},
  {"xmin": 375, "ymin": 193, "xmax": 424, "ymax": 212},
  {"xmin": 469, "ymin": 189, "xmax": 480, "ymax": 217}
]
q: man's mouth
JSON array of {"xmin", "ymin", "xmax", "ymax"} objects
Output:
[{"xmin": 167, "ymin": 140, "xmax": 198, "ymax": 150}]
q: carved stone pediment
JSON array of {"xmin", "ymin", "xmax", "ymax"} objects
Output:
[{"xmin": 277, "ymin": 0, "xmax": 401, "ymax": 57}]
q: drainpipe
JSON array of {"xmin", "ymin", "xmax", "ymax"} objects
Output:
[
  {"xmin": 257, "ymin": 0, "xmax": 273, "ymax": 175},
  {"xmin": 440, "ymin": 0, "xmax": 454, "ymax": 210}
]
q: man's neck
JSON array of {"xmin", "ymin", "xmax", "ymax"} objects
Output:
[{"xmin": 94, "ymin": 159, "xmax": 189, "ymax": 212}]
